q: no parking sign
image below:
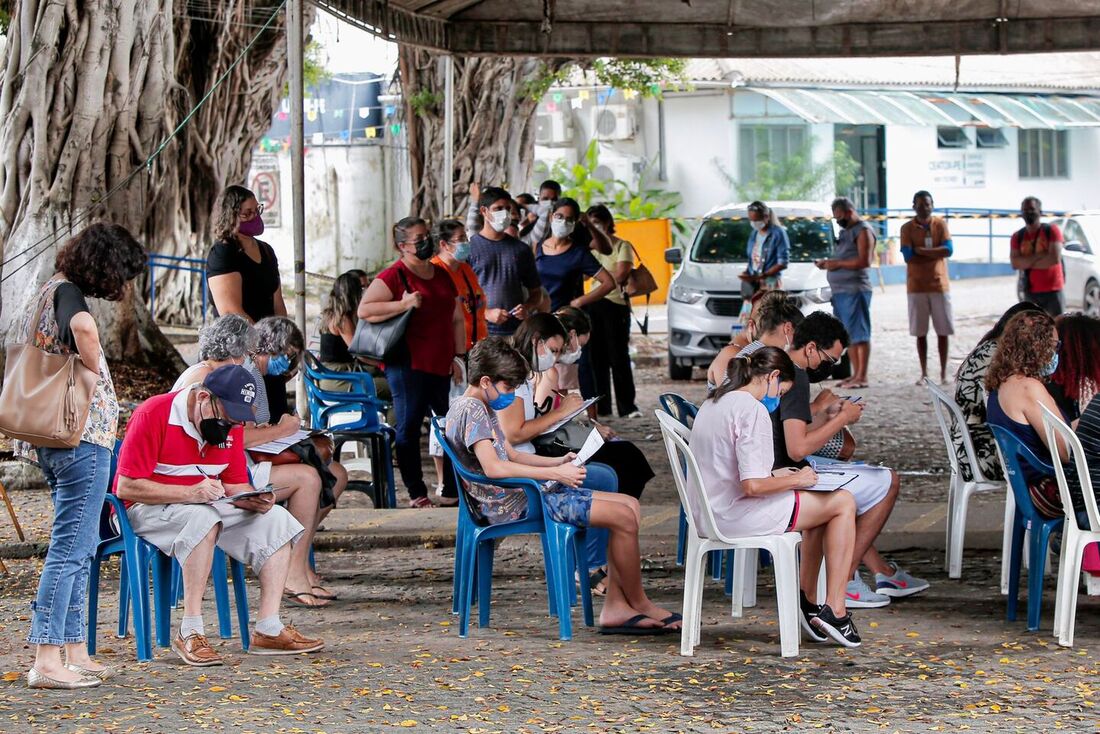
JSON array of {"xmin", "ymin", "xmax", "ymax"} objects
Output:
[{"xmin": 250, "ymin": 155, "xmax": 281, "ymax": 228}]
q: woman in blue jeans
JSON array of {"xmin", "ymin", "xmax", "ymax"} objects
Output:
[{"xmin": 14, "ymin": 224, "xmax": 146, "ymax": 689}]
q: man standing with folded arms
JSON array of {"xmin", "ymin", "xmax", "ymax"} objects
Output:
[{"xmin": 900, "ymin": 190, "xmax": 955, "ymax": 384}]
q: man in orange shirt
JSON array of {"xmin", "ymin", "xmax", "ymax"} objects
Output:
[
  {"xmin": 1010, "ymin": 196, "xmax": 1065, "ymax": 318},
  {"xmin": 431, "ymin": 219, "xmax": 488, "ymax": 351},
  {"xmin": 899, "ymin": 190, "xmax": 954, "ymax": 384}
]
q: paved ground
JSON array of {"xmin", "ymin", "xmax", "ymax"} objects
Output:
[{"xmin": 3, "ymin": 276, "xmax": 1100, "ymax": 732}]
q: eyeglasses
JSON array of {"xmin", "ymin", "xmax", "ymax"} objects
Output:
[
  {"xmin": 405, "ymin": 237, "xmax": 428, "ymax": 246},
  {"xmin": 238, "ymin": 204, "xmax": 265, "ymax": 219},
  {"xmin": 819, "ymin": 346, "xmax": 846, "ymax": 366}
]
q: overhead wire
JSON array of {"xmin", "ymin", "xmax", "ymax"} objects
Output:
[{"xmin": 1, "ymin": 0, "xmax": 288, "ymax": 284}]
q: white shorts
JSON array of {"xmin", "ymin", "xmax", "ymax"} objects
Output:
[
  {"xmin": 840, "ymin": 464, "xmax": 895, "ymax": 515},
  {"xmin": 908, "ymin": 292, "xmax": 955, "ymax": 337}
]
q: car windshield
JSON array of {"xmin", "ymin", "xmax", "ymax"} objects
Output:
[{"xmin": 689, "ymin": 216, "xmax": 835, "ymax": 263}]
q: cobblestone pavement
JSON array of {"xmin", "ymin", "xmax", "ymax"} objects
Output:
[{"xmin": 5, "ymin": 276, "xmax": 1100, "ymax": 732}]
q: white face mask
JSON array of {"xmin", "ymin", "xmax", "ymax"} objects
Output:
[
  {"xmin": 488, "ymin": 209, "xmax": 509, "ymax": 233},
  {"xmin": 534, "ymin": 344, "xmax": 557, "ymax": 372},
  {"xmin": 750, "ymin": 220, "xmax": 766, "ymax": 232},
  {"xmin": 551, "ymin": 219, "xmax": 575, "ymax": 238},
  {"xmin": 558, "ymin": 348, "xmax": 582, "ymax": 365}
]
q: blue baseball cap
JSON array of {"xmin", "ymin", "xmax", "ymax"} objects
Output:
[{"xmin": 202, "ymin": 365, "xmax": 258, "ymax": 423}]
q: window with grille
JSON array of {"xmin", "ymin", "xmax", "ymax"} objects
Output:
[
  {"xmin": 738, "ymin": 125, "xmax": 808, "ymax": 185},
  {"xmin": 1018, "ymin": 129, "xmax": 1068, "ymax": 179}
]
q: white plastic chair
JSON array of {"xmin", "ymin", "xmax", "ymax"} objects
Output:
[
  {"xmin": 926, "ymin": 381, "xmax": 1013, "ymax": 587},
  {"xmin": 1041, "ymin": 404, "xmax": 1100, "ymax": 647},
  {"xmin": 656, "ymin": 411, "xmax": 802, "ymax": 658}
]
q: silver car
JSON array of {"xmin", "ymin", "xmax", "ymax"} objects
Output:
[
  {"xmin": 664, "ymin": 202, "xmax": 837, "ymax": 380},
  {"xmin": 1050, "ymin": 212, "xmax": 1100, "ymax": 316}
]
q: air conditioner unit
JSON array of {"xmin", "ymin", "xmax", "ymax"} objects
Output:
[
  {"xmin": 592, "ymin": 149, "xmax": 641, "ymax": 187},
  {"xmin": 535, "ymin": 110, "xmax": 574, "ymax": 146},
  {"xmin": 595, "ymin": 104, "xmax": 637, "ymax": 141},
  {"xmin": 534, "ymin": 147, "xmax": 578, "ymax": 178}
]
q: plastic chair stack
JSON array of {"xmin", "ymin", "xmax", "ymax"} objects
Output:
[
  {"xmin": 430, "ymin": 417, "xmax": 592, "ymax": 641},
  {"xmin": 925, "ymin": 381, "xmax": 1012, "ymax": 584},
  {"xmin": 989, "ymin": 424, "xmax": 1063, "ymax": 632},
  {"xmin": 656, "ymin": 411, "xmax": 802, "ymax": 658},
  {"xmin": 302, "ymin": 352, "xmax": 396, "ymax": 509},
  {"xmin": 1040, "ymin": 404, "xmax": 1100, "ymax": 647}
]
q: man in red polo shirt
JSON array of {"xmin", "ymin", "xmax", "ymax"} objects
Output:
[
  {"xmin": 1010, "ymin": 195, "xmax": 1065, "ymax": 317},
  {"xmin": 115, "ymin": 365, "xmax": 324, "ymax": 666}
]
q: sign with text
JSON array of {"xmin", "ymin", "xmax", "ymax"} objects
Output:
[
  {"xmin": 249, "ymin": 155, "xmax": 281, "ymax": 229},
  {"xmin": 927, "ymin": 152, "xmax": 985, "ymax": 188}
]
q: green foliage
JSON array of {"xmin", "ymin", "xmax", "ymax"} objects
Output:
[
  {"xmin": 535, "ymin": 140, "xmax": 690, "ymax": 244},
  {"xmin": 522, "ymin": 58, "xmax": 688, "ymax": 102},
  {"xmin": 408, "ymin": 88, "xmax": 444, "ymax": 117},
  {"xmin": 720, "ymin": 138, "xmax": 860, "ymax": 202},
  {"xmin": 282, "ymin": 39, "xmax": 331, "ymax": 97}
]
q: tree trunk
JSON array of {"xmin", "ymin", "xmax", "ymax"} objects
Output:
[
  {"xmin": 0, "ymin": 1, "xmax": 309, "ymax": 370},
  {"xmin": 397, "ymin": 48, "xmax": 566, "ymax": 220}
]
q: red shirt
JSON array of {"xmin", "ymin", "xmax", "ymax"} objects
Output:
[
  {"xmin": 1011, "ymin": 223, "xmax": 1064, "ymax": 294},
  {"xmin": 113, "ymin": 389, "xmax": 249, "ymax": 508},
  {"xmin": 377, "ymin": 259, "xmax": 458, "ymax": 376}
]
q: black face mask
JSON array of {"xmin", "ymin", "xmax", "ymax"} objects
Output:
[
  {"xmin": 836, "ymin": 217, "xmax": 851, "ymax": 229},
  {"xmin": 1022, "ymin": 212, "xmax": 1040, "ymax": 226},
  {"xmin": 805, "ymin": 349, "xmax": 835, "ymax": 383},
  {"xmin": 411, "ymin": 239, "xmax": 435, "ymax": 261},
  {"xmin": 199, "ymin": 400, "xmax": 233, "ymax": 446}
]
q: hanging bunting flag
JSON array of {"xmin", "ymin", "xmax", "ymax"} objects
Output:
[
  {"xmin": 546, "ymin": 101, "xmax": 558, "ymax": 113},
  {"xmin": 307, "ymin": 110, "xmax": 318, "ymax": 122},
  {"xmin": 623, "ymin": 89, "xmax": 638, "ymax": 100},
  {"xmin": 649, "ymin": 83, "xmax": 661, "ymax": 95},
  {"xmin": 333, "ymin": 108, "xmax": 345, "ymax": 117},
  {"xmin": 570, "ymin": 97, "xmax": 583, "ymax": 110},
  {"xmin": 311, "ymin": 132, "xmax": 324, "ymax": 145},
  {"xmin": 578, "ymin": 90, "xmax": 590, "ymax": 101},
  {"xmin": 340, "ymin": 130, "xmax": 351, "ymax": 141},
  {"xmin": 552, "ymin": 92, "xmax": 564, "ymax": 103},
  {"xmin": 385, "ymin": 105, "xmax": 396, "ymax": 117},
  {"xmin": 366, "ymin": 127, "xmax": 378, "ymax": 139},
  {"xmin": 359, "ymin": 107, "xmax": 370, "ymax": 119},
  {"xmin": 277, "ymin": 110, "xmax": 289, "ymax": 121},
  {"xmin": 596, "ymin": 90, "xmax": 611, "ymax": 105},
  {"xmin": 390, "ymin": 123, "xmax": 401, "ymax": 135}
]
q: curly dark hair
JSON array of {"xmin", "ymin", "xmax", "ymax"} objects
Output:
[
  {"xmin": 1050, "ymin": 313, "xmax": 1100, "ymax": 403},
  {"xmin": 54, "ymin": 223, "xmax": 145, "ymax": 301},
  {"xmin": 985, "ymin": 310, "xmax": 1058, "ymax": 391},
  {"xmin": 213, "ymin": 185, "xmax": 256, "ymax": 244}
]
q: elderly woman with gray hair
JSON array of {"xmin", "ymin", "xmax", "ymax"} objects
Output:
[{"xmin": 174, "ymin": 315, "xmax": 346, "ymax": 606}]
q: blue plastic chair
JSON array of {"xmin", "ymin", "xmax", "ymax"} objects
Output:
[
  {"xmin": 989, "ymin": 424, "xmax": 1064, "ymax": 632},
  {"xmin": 431, "ymin": 417, "xmax": 593, "ymax": 640},
  {"xmin": 302, "ymin": 352, "xmax": 397, "ymax": 509}
]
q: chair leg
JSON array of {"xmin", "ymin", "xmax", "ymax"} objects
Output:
[
  {"xmin": 693, "ymin": 550, "xmax": 707, "ymax": 648},
  {"xmin": 1000, "ymin": 489, "xmax": 1016, "ymax": 595},
  {"xmin": 212, "ymin": 549, "xmax": 233, "ymax": 639},
  {"xmin": 1007, "ymin": 520, "xmax": 1025, "ymax": 622},
  {"xmin": 1027, "ymin": 525, "xmax": 1054, "ymax": 631},
  {"xmin": 451, "ymin": 524, "xmax": 467, "ymax": 616},
  {"xmin": 948, "ymin": 481, "xmax": 973, "ymax": 579},
  {"xmin": 117, "ymin": 558, "xmax": 130, "ymax": 639},
  {"xmin": 230, "ymin": 559, "xmax": 250, "ymax": 650},
  {"xmin": 0, "ymin": 482, "xmax": 25, "ymax": 541},
  {"xmin": 540, "ymin": 532, "xmax": 558, "ymax": 617},
  {"xmin": 476, "ymin": 540, "xmax": 495, "ymax": 630},
  {"xmin": 458, "ymin": 539, "xmax": 478, "ymax": 638},
  {"xmin": 680, "ymin": 549, "xmax": 703, "ymax": 656},
  {"xmin": 943, "ymin": 474, "xmax": 956, "ymax": 573},
  {"xmin": 676, "ymin": 508, "xmax": 687, "ymax": 566},
  {"xmin": 87, "ymin": 551, "xmax": 103, "ymax": 656},
  {"xmin": 125, "ymin": 544, "xmax": 152, "ymax": 662},
  {"xmin": 730, "ymin": 549, "xmax": 748, "ymax": 619},
  {"xmin": 1060, "ymin": 539, "xmax": 1085, "ymax": 647},
  {"xmin": 151, "ymin": 551, "xmax": 173, "ymax": 648},
  {"xmin": 546, "ymin": 523, "xmax": 575, "ymax": 641},
  {"xmin": 574, "ymin": 530, "xmax": 594, "ymax": 628},
  {"xmin": 1053, "ymin": 528, "xmax": 1073, "ymax": 640},
  {"xmin": 816, "ymin": 561, "xmax": 827, "ymax": 604},
  {"xmin": 742, "ymin": 552, "xmax": 758, "ymax": 609},
  {"xmin": 774, "ymin": 543, "xmax": 800, "ymax": 658}
]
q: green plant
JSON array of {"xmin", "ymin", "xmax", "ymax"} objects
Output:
[
  {"xmin": 408, "ymin": 88, "xmax": 445, "ymax": 117},
  {"xmin": 282, "ymin": 39, "xmax": 331, "ymax": 97},
  {"xmin": 719, "ymin": 138, "xmax": 860, "ymax": 202},
  {"xmin": 522, "ymin": 57, "xmax": 688, "ymax": 102}
]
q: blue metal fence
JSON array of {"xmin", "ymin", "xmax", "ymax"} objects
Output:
[{"xmin": 147, "ymin": 253, "xmax": 208, "ymax": 324}]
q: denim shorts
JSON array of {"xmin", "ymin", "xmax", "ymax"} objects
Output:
[
  {"xmin": 832, "ymin": 291, "xmax": 872, "ymax": 344},
  {"xmin": 543, "ymin": 487, "xmax": 594, "ymax": 527}
]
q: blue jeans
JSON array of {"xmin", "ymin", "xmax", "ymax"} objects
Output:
[
  {"xmin": 582, "ymin": 462, "xmax": 617, "ymax": 572},
  {"xmin": 28, "ymin": 441, "xmax": 112, "ymax": 646},
  {"xmin": 387, "ymin": 365, "xmax": 452, "ymax": 501}
]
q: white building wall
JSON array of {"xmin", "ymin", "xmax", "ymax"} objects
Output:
[
  {"xmin": 660, "ymin": 92, "xmax": 734, "ymax": 217},
  {"xmin": 248, "ymin": 144, "xmax": 408, "ymax": 280}
]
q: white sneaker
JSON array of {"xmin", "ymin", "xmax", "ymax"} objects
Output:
[{"xmin": 846, "ymin": 571, "xmax": 891, "ymax": 609}]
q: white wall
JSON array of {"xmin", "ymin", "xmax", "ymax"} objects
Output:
[
  {"xmin": 883, "ymin": 126, "xmax": 1100, "ymax": 261},
  {"xmin": 660, "ymin": 92, "xmax": 734, "ymax": 217},
  {"xmin": 249, "ymin": 143, "xmax": 409, "ymax": 280}
]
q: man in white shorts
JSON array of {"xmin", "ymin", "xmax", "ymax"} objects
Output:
[
  {"xmin": 900, "ymin": 190, "xmax": 955, "ymax": 384},
  {"xmin": 114, "ymin": 365, "xmax": 324, "ymax": 666},
  {"xmin": 768, "ymin": 313, "xmax": 929, "ymax": 633}
]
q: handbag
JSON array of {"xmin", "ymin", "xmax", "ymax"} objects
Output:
[
  {"xmin": 349, "ymin": 268, "xmax": 414, "ymax": 361},
  {"xmin": 620, "ymin": 240, "xmax": 658, "ymax": 335},
  {"xmin": 532, "ymin": 422, "xmax": 590, "ymax": 458},
  {"xmin": 0, "ymin": 282, "xmax": 98, "ymax": 448}
]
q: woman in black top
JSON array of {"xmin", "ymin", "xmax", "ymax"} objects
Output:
[
  {"xmin": 317, "ymin": 271, "xmax": 391, "ymax": 406},
  {"xmin": 207, "ymin": 185, "xmax": 290, "ymax": 418}
]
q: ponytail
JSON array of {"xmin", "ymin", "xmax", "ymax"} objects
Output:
[{"xmin": 710, "ymin": 346, "xmax": 796, "ymax": 403}]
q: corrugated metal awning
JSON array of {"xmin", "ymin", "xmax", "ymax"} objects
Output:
[{"xmin": 747, "ymin": 88, "xmax": 1100, "ymax": 128}]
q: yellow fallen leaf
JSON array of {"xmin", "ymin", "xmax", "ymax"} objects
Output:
[
  {"xmin": 906, "ymin": 632, "xmax": 920, "ymax": 638},
  {"xmin": 1, "ymin": 672, "xmax": 21, "ymax": 682},
  {"xmin": 209, "ymin": 686, "xmax": 226, "ymax": 692},
  {"xmin": 227, "ymin": 694, "xmax": 247, "ymax": 701},
  {"xmin": 397, "ymin": 721, "xmax": 418, "ymax": 727}
]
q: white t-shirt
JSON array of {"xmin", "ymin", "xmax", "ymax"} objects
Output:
[
  {"xmin": 512, "ymin": 379, "xmax": 538, "ymax": 454},
  {"xmin": 688, "ymin": 389, "xmax": 795, "ymax": 537}
]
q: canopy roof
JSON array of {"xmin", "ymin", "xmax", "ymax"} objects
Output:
[{"xmin": 319, "ymin": 1, "xmax": 1100, "ymax": 58}]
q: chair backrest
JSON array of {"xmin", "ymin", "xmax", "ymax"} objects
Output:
[
  {"xmin": 656, "ymin": 410, "xmax": 727, "ymax": 543},
  {"xmin": 658, "ymin": 393, "xmax": 698, "ymax": 430},
  {"xmin": 301, "ymin": 352, "xmax": 385, "ymax": 432},
  {"xmin": 1040, "ymin": 403, "xmax": 1100, "ymax": 532},
  {"xmin": 925, "ymin": 380, "xmax": 988, "ymax": 483},
  {"xmin": 99, "ymin": 439, "xmax": 124, "ymax": 541},
  {"xmin": 989, "ymin": 423, "xmax": 1056, "ymax": 526}
]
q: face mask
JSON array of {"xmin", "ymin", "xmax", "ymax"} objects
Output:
[
  {"xmin": 836, "ymin": 217, "xmax": 850, "ymax": 229},
  {"xmin": 486, "ymin": 383, "xmax": 516, "ymax": 411},
  {"xmin": 805, "ymin": 348, "xmax": 835, "ymax": 383},
  {"xmin": 551, "ymin": 219, "xmax": 575, "ymax": 239},
  {"xmin": 451, "ymin": 242, "xmax": 471, "ymax": 262},
  {"xmin": 539, "ymin": 198, "xmax": 554, "ymax": 209},
  {"xmin": 198, "ymin": 399, "xmax": 233, "ymax": 445},
  {"xmin": 239, "ymin": 214, "xmax": 265, "ymax": 237},
  {"xmin": 750, "ymin": 220, "xmax": 766, "ymax": 232},
  {"xmin": 759, "ymin": 376, "xmax": 781, "ymax": 414},
  {"xmin": 534, "ymin": 344, "xmax": 556, "ymax": 372},
  {"xmin": 266, "ymin": 354, "xmax": 291, "ymax": 376},
  {"xmin": 1040, "ymin": 352, "xmax": 1059, "ymax": 377},
  {"xmin": 408, "ymin": 239, "xmax": 434, "ymax": 260},
  {"xmin": 488, "ymin": 209, "xmax": 509, "ymax": 233},
  {"xmin": 1023, "ymin": 212, "xmax": 1040, "ymax": 226},
  {"xmin": 558, "ymin": 347, "xmax": 582, "ymax": 365}
]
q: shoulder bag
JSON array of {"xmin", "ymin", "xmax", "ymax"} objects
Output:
[
  {"xmin": 349, "ymin": 268, "xmax": 414, "ymax": 362},
  {"xmin": 0, "ymin": 282, "xmax": 98, "ymax": 448},
  {"xmin": 621, "ymin": 240, "xmax": 658, "ymax": 335}
]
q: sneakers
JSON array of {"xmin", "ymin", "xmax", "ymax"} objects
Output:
[
  {"xmin": 846, "ymin": 571, "xmax": 891, "ymax": 608},
  {"xmin": 799, "ymin": 590, "xmax": 827, "ymax": 643},
  {"xmin": 623, "ymin": 410, "xmax": 643, "ymax": 419},
  {"xmin": 811, "ymin": 604, "xmax": 862, "ymax": 648},
  {"xmin": 875, "ymin": 563, "xmax": 930, "ymax": 598},
  {"xmin": 172, "ymin": 632, "xmax": 224, "ymax": 667},
  {"xmin": 249, "ymin": 624, "xmax": 325, "ymax": 655}
]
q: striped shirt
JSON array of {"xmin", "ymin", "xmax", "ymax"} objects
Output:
[
  {"xmin": 113, "ymin": 387, "xmax": 249, "ymax": 508},
  {"xmin": 1067, "ymin": 395, "xmax": 1100, "ymax": 516}
]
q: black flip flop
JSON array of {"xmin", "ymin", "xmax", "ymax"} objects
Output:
[
  {"xmin": 598, "ymin": 614, "xmax": 666, "ymax": 636},
  {"xmin": 310, "ymin": 585, "xmax": 339, "ymax": 601},
  {"xmin": 588, "ymin": 568, "xmax": 608, "ymax": 596},
  {"xmin": 661, "ymin": 613, "xmax": 683, "ymax": 626}
]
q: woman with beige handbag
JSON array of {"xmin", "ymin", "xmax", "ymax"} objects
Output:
[{"xmin": 0, "ymin": 224, "xmax": 145, "ymax": 689}]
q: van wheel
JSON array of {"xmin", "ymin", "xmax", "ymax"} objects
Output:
[
  {"xmin": 668, "ymin": 353, "xmax": 692, "ymax": 380},
  {"xmin": 1086, "ymin": 279, "xmax": 1100, "ymax": 317}
]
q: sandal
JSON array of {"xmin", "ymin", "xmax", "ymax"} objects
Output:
[
  {"xmin": 598, "ymin": 614, "xmax": 666, "ymax": 636},
  {"xmin": 283, "ymin": 590, "xmax": 331, "ymax": 608},
  {"xmin": 408, "ymin": 496, "xmax": 434, "ymax": 508},
  {"xmin": 310, "ymin": 585, "xmax": 339, "ymax": 601},
  {"xmin": 588, "ymin": 568, "xmax": 608, "ymax": 596}
]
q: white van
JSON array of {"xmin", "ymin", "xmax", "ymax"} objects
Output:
[{"xmin": 664, "ymin": 201, "xmax": 837, "ymax": 380}]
